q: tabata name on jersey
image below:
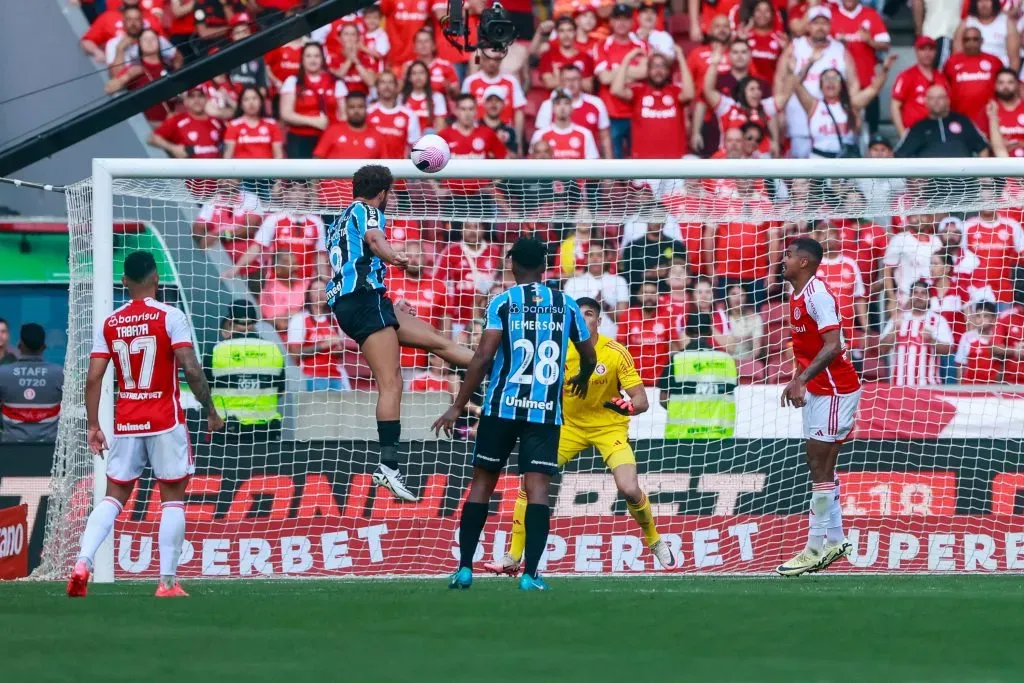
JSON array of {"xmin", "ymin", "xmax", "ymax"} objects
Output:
[
  {"xmin": 117, "ymin": 324, "xmax": 150, "ymax": 338},
  {"xmin": 510, "ymin": 318, "xmax": 563, "ymax": 332}
]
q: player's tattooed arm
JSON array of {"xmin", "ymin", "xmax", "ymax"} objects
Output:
[
  {"xmin": 797, "ymin": 329, "xmax": 843, "ymax": 384},
  {"xmin": 174, "ymin": 347, "xmax": 224, "ymax": 430}
]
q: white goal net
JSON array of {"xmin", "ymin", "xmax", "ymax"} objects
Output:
[{"xmin": 36, "ymin": 158, "xmax": 1024, "ymax": 579}]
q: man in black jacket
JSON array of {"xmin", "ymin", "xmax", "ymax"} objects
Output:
[{"xmin": 894, "ymin": 84, "xmax": 989, "ymax": 158}]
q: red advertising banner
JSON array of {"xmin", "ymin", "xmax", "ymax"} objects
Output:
[
  {"xmin": 114, "ymin": 514, "xmax": 1024, "ymax": 578},
  {"xmin": 0, "ymin": 504, "xmax": 29, "ymax": 580}
]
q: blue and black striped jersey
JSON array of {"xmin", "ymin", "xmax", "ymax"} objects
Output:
[
  {"xmin": 483, "ymin": 283, "xmax": 590, "ymax": 425},
  {"xmin": 325, "ymin": 201, "xmax": 388, "ymax": 306}
]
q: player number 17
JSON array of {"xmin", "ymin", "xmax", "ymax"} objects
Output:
[{"xmin": 111, "ymin": 336, "xmax": 157, "ymax": 390}]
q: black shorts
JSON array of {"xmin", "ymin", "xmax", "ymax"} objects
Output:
[
  {"xmin": 332, "ymin": 289, "xmax": 400, "ymax": 345},
  {"xmin": 472, "ymin": 415, "xmax": 559, "ymax": 476}
]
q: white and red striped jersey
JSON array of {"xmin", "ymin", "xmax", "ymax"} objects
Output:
[
  {"xmin": 816, "ymin": 254, "xmax": 866, "ymax": 337},
  {"xmin": 366, "ymin": 102, "xmax": 421, "ymax": 158},
  {"xmin": 254, "ymin": 212, "xmax": 326, "ymax": 280},
  {"xmin": 286, "ymin": 311, "xmax": 346, "ymax": 379},
  {"xmin": 961, "ymin": 215, "xmax": 1024, "ymax": 303},
  {"xmin": 461, "ymin": 72, "xmax": 526, "ymax": 124},
  {"xmin": 881, "ymin": 310, "xmax": 953, "ymax": 386},
  {"xmin": 529, "ymin": 123, "xmax": 600, "ymax": 160},
  {"xmin": 433, "ymin": 241, "xmax": 502, "ymax": 323},
  {"xmin": 790, "ymin": 276, "xmax": 861, "ymax": 395},
  {"xmin": 534, "ymin": 92, "xmax": 610, "ymax": 141},
  {"xmin": 955, "ymin": 329, "xmax": 1000, "ymax": 384},
  {"xmin": 90, "ymin": 297, "xmax": 193, "ymax": 436}
]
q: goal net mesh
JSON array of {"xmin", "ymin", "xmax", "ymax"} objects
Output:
[{"xmin": 37, "ymin": 169, "xmax": 1024, "ymax": 579}]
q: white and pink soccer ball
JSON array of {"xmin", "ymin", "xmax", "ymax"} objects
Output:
[{"xmin": 410, "ymin": 134, "xmax": 451, "ymax": 173}]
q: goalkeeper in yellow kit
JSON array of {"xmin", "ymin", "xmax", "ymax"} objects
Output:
[{"xmin": 484, "ymin": 297, "xmax": 676, "ymax": 574}]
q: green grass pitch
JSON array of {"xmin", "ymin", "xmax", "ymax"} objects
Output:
[{"xmin": 2, "ymin": 576, "xmax": 1020, "ymax": 683}]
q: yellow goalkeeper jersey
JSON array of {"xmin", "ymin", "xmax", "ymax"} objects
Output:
[{"xmin": 562, "ymin": 334, "xmax": 643, "ymax": 430}]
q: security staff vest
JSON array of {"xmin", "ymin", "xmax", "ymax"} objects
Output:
[
  {"xmin": 209, "ymin": 336, "xmax": 285, "ymax": 425},
  {"xmin": 664, "ymin": 351, "xmax": 737, "ymax": 440}
]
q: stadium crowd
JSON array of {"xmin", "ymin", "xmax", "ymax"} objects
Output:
[{"xmin": 62, "ymin": 0, "xmax": 1024, "ymax": 395}]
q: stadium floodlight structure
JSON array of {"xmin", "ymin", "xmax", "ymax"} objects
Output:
[{"xmin": 37, "ymin": 157, "xmax": 1024, "ymax": 582}]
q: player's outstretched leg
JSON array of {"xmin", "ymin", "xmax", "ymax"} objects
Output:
[
  {"xmin": 67, "ymin": 484, "xmax": 131, "ymax": 597},
  {"xmin": 155, "ymin": 479, "xmax": 189, "ymax": 597},
  {"xmin": 518, "ymin": 472, "xmax": 552, "ymax": 591},
  {"xmin": 484, "ymin": 488, "xmax": 526, "ymax": 576},
  {"xmin": 394, "ymin": 308, "xmax": 474, "ymax": 368},
  {"xmin": 613, "ymin": 464, "xmax": 675, "ymax": 569},
  {"xmin": 450, "ymin": 467, "xmax": 501, "ymax": 589},
  {"xmin": 361, "ymin": 326, "xmax": 416, "ymax": 502},
  {"xmin": 777, "ymin": 440, "xmax": 843, "ymax": 576}
]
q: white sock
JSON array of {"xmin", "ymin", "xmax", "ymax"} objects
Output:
[
  {"xmin": 158, "ymin": 501, "xmax": 186, "ymax": 586},
  {"xmin": 77, "ymin": 496, "xmax": 122, "ymax": 569},
  {"xmin": 807, "ymin": 483, "xmax": 835, "ymax": 553},
  {"xmin": 826, "ymin": 478, "xmax": 845, "ymax": 544}
]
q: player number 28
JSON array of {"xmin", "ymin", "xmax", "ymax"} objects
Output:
[
  {"xmin": 509, "ymin": 338, "xmax": 560, "ymax": 386},
  {"xmin": 110, "ymin": 335, "xmax": 157, "ymax": 390}
]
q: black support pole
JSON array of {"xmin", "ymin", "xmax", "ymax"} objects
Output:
[{"xmin": 0, "ymin": 0, "xmax": 374, "ymax": 176}]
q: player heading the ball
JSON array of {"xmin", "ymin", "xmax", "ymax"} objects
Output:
[
  {"xmin": 778, "ymin": 237, "xmax": 862, "ymax": 576},
  {"xmin": 483, "ymin": 296, "xmax": 676, "ymax": 575},
  {"xmin": 68, "ymin": 251, "xmax": 225, "ymax": 598},
  {"xmin": 327, "ymin": 164, "xmax": 474, "ymax": 502},
  {"xmin": 434, "ymin": 237, "xmax": 598, "ymax": 591}
]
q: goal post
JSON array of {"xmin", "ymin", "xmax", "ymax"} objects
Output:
[{"xmin": 37, "ymin": 157, "xmax": 1024, "ymax": 581}]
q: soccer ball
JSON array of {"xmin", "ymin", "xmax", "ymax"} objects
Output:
[{"xmin": 410, "ymin": 134, "xmax": 451, "ymax": 173}]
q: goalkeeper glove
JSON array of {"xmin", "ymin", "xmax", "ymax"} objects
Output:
[{"xmin": 603, "ymin": 397, "xmax": 635, "ymax": 416}]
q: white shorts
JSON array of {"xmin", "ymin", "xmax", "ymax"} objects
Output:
[
  {"xmin": 106, "ymin": 424, "xmax": 194, "ymax": 484},
  {"xmin": 802, "ymin": 390, "xmax": 861, "ymax": 443}
]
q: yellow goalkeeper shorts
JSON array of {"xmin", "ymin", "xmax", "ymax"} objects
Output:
[{"xmin": 558, "ymin": 424, "xmax": 636, "ymax": 471}]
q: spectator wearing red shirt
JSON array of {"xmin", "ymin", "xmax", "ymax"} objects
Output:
[
  {"xmin": 611, "ymin": 50, "xmax": 694, "ymax": 159},
  {"xmin": 993, "ymin": 278, "xmax": 1024, "ymax": 381},
  {"xmin": 956, "ymin": 300, "xmax": 1001, "ymax": 383},
  {"xmin": 388, "ymin": 241, "xmax": 450, "ymax": 369},
  {"xmin": 688, "ymin": 15, "xmax": 735, "ymax": 156},
  {"xmin": 433, "ymin": 221, "xmax": 502, "ymax": 328},
  {"xmin": 990, "ymin": 67, "xmax": 1024, "ymax": 157},
  {"xmin": 228, "ymin": 182, "xmax": 327, "ymax": 282},
  {"xmin": 702, "ymin": 45, "xmax": 791, "ymax": 157},
  {"xmin": 814, "ymin": 223, "xmax": 869, "ymax": 345},
  {"xmin": 891, "ymin": 36, "xmax": 950, "ymax": 137},
  {"xmin": 831, "ymin": 0, "xmax": 890, "ymax": 134},
  {"xmin": 462, "ymin": 51, "xmax": 527, "ymax": 150},
  {"xmin": 279, "ymin": 43, "xmax": 346, "ymax": 159},
  {"xmin": 943, "ymin": 26, "xmax": 1003, "ymax": 128},
  {"xmin": 314, "ymin": 92, "xmax": 385, "ymax": 206},
  {"xmin": 689, "ymin": 0, "xmax": 742, "ymax": 43},
  {"xmin": 148, "ymin": 86, "xmax": 223, "ymax": 155},
  {"xmin": 594, "ymin": 4, "xmax": 650, "ymax": 158},
  {"xmin": 636, "ymin": 2, "xmax": 676, "ymax": 59},
  {"xmin": 167, "ymin": 0, "xmax": 199, "ymax": 61},
  {"xmin": 328, "ymin": 24, "xmax": 380, "ymax": 95},
  {"xmin": 367, "ymin": 71, "xmax": 421, "ymax": 158},
  {"xmin": 536, "ymin": 17, "xmax": 596, "ymax": 92},
  {"xmin": 223, "ymin": 87, "xmax": 285, "ymax": 160},
  {"xmin": 406, "ymin": 29, "xmax": 460, "ymax": 99},
  {"xmin": 535, "ymin": 65, "xmax": 612, "ymax": 158},
  {"xmin": 437, "ymin": 94, "xmax": 508, "ymax": 215},
  {"xmin": 740, "ymin": 0, "xmax": 787, "ymax": 85},
  {"xmin": 702, "ymin": 178, "xmax": 780, "ymax": 308},
  {"xmin": 400, "ymin": 60, "xmax": 448, "ymax": 135},
  {"xmin": 530, "ymin": 91, "xmax": 601, "ymax": 160},
  {"xmin": 105, "ymin": 29, "xmax": 177, "ymax": 123},
  {"xmin": 380, "ymin": 0, "xmax": 430, "ymax": 66},
  {"xmin": 265, "ymin": 38, "xmax": 306, "ymax": 92},
  {"xmin": 621, "ymin": 281, "xmax": 679, "ymax": 385},
  {"xmin": 260, "ymin": 251, "xmax": 310, "ymax": 335},
  {"xmin": 408, "ymin": 354, "xmax": 458, "ymax": 393},
  {"xmin": 103, "ymin": 6, "xmax": 181, "ymax": 76},
  {"xmin": 961, "ymin": 190, "xmax": 1024, "ymax": 304},
  {"xmin": 929, "ymin": 250, "xmax": 971, "ymax": 344},
  {"xmin": 953, "ymin": 0, "xmax": 1020, "ymax": 73},
  {"xmin": 80, "ymin": 0, "xmax": 164, "ymax": 65},
  {"xmin": 287, "ymin": 279, "xmax": 353, "ymax": 391}
]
